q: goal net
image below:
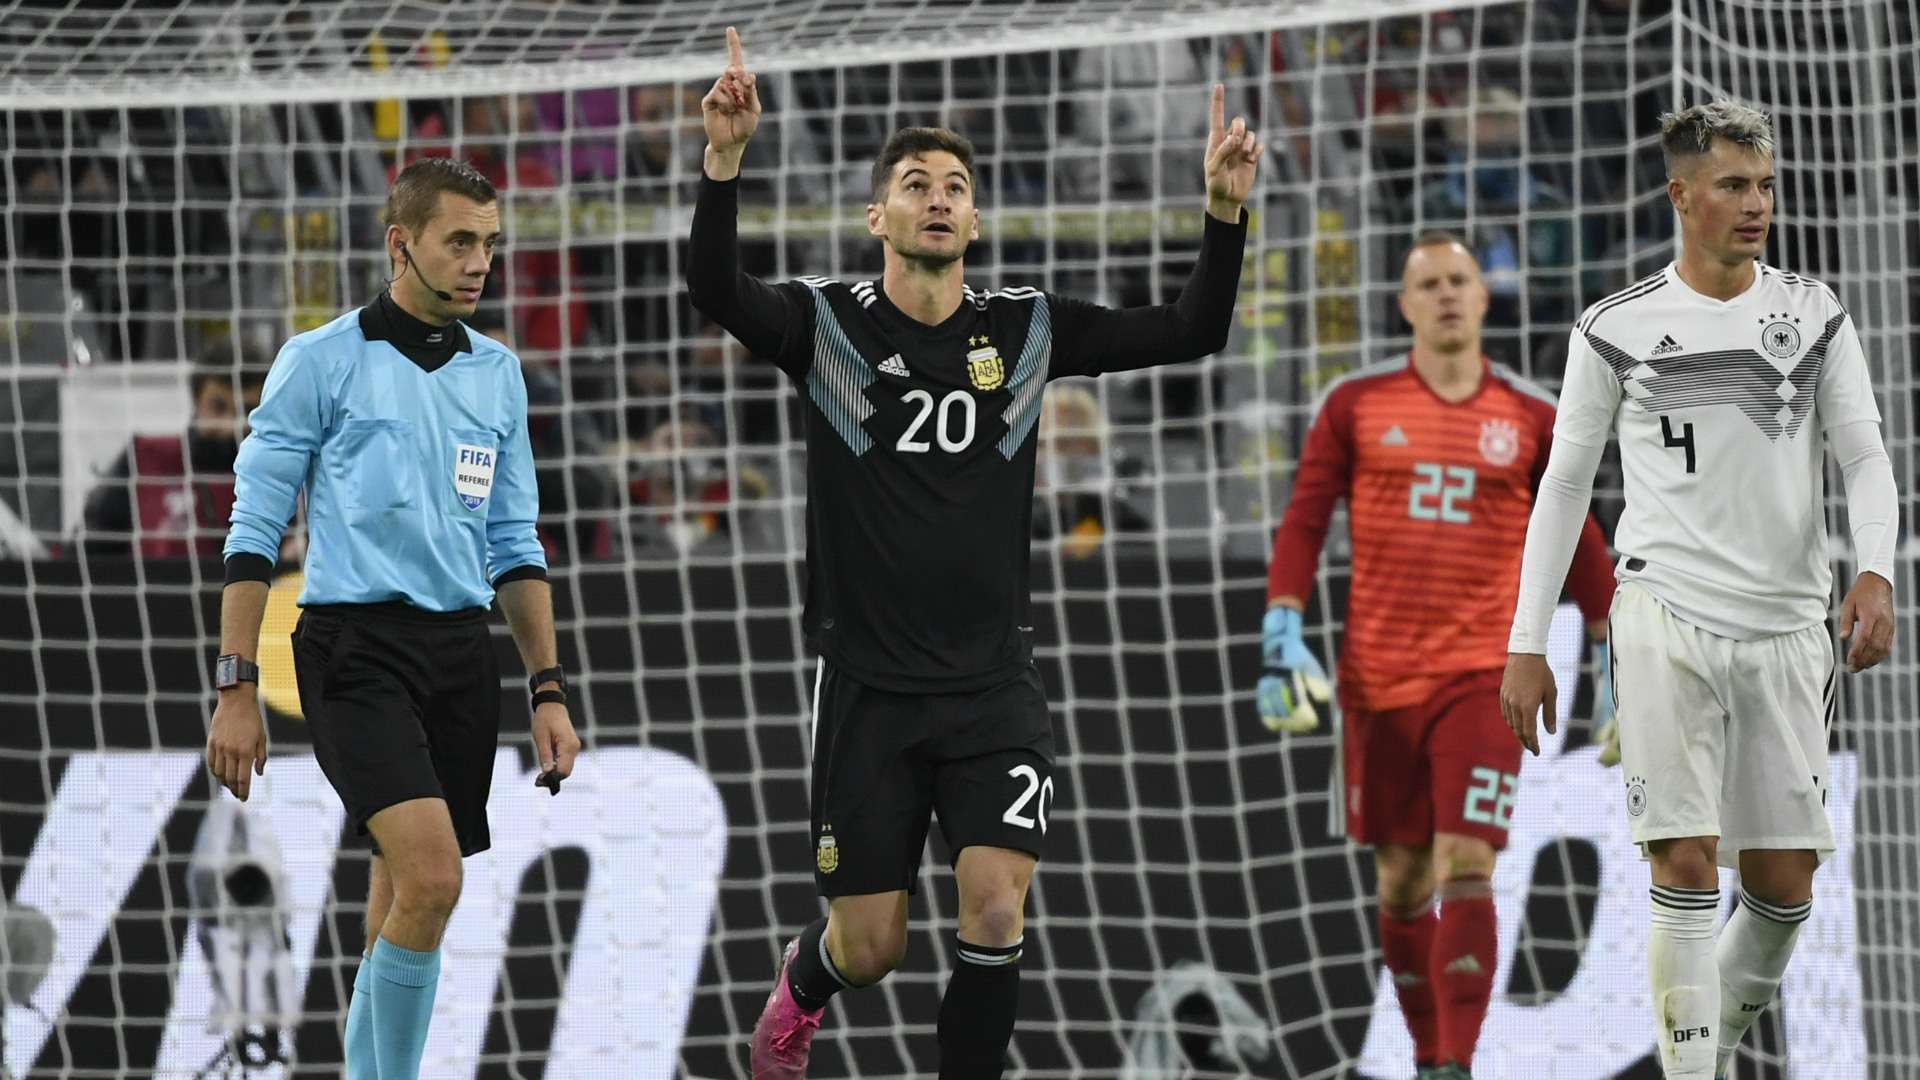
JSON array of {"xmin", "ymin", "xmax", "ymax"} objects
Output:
[{"xmin": 1, "ymin": 0, "xmax": 1914, "ymax": 1077}]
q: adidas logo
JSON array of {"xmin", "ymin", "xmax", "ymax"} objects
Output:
[
  {"xmin": 878, "ymin": 354, "xmax": 909, "ymax": 377},
  {"xmin": 1380, "ymin": 425, "xmax": 1409, "ymax": 447},
  {"xmin": 1443, "ymin": 954, "xmax": 1485, "ymax": 976},
  {"xmin": 1392, "ymin": 971, "xmax": 1425, "ymax": 987},
  {"xmin": 1650, "ymin": 334, "xmax": 1683, "ymax": 357}
]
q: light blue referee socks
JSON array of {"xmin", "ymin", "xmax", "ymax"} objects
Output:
[
  {"xmin": 344, "ymin": 952, "xmax": 379, "ymax": 1079},
  {"xmin": 368, "ymin": 936, "xmax": 442, "ymax": 1079}
]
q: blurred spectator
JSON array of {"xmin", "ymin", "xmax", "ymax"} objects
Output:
[
  {"xmin": 79, "ymin": 354, "xmax": 266, "ymax": 561},
  {"xmin": 625, "ymin": 83, "xmax": 708, "ymax": 193},
  {"xmin": 623, "ymin": 416, "xmax": 773, "ymax": 557},
  {"xmin": 1420, "ymin": 85, "xmax": 1577, "ymax": 321},
  {"xmin": 621, "ymin": 320, "xmax": 777, "ymax": 444},
  {"xmin": 1032, "ymin": 383, "xmax": 1150, "ymax": 559},
  {"xmin": 1067, "ymin": 40, "xmax": 1231, "ymax": 199},
  {"xmin": 521, "ymin": 360, "xmax": 617, "ymax": 561},
  {"xmin": 532, "ymin": 85, "xmax": 624, "ymax": 184}
]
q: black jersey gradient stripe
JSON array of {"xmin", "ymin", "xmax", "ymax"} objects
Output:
[
  {"xmin": 804, "ymin": 288, "xmax": 877, "ymax": 453},
  {"xmin": 996, "ymin": 295, "xmax": 1054, "ymax": 459}
]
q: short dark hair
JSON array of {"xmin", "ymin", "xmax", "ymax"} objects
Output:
[
  {"xmin": 870, "ymin": 127, "xmax": 977, "ymax": 204},
  {"xmin": 384, "ymin": 157, "xmax": 497, "ymax": 235},
  {"xmin": 190, "ymin": 340, "xmax": 269, "ymax": 400}
]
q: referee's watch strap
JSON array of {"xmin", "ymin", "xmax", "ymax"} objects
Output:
[
  {"xmin": 528, "ymin": 666, "xmax": 566, "ymax": 694},
  {"xmin": 530, "ymin": 689, "xmax": 566, "ymax": 708}
]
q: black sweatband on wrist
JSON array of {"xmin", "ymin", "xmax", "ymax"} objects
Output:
[
  {"xmin": 530, "ymin": 689, "xmax": 567, "ymax": 708},
  {"xmin": 224, "ymin": 553, "xmax": 274, "ymax": 586}
]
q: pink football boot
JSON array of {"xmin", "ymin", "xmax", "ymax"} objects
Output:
[{"xmin": 750, "ymin": 938, "xmax": 825, "ymax": 1078}]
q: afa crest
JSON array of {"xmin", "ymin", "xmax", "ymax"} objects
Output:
[
  {"xmin": 966, "ymin": 335, "xmax": 1005, "ymax": 391},
  {"xmin": 816, "ymin": 829, "xmax": 839, "ymax": 874},
  {"xmin": 1478, "ymin": 418, "xmax": 1520, "ymax": 467}
]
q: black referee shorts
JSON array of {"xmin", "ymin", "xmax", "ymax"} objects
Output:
[
  {"xmin": 292, "ymin": 602, "xmax": 501, "ymax": 857},
  {"xmin": 808, "ymin": 662, "xmax": 1056, "ymax": 897}
]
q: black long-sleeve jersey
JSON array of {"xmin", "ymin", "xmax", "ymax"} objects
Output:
[{"xmin": 689, "ymin": 175, "xmax": 1247, "ymax": 692}]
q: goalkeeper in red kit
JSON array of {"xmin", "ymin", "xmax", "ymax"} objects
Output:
[{"xmin": 1260, "ymin": 233, "xmax": 1616, "ymax": 1078}]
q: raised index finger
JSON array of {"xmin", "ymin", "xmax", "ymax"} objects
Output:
[
  {"xmin": 1209, "ymin": 83, "xmax": 1225, "ymax": 138},
  {"xmin": 727, "ymin": 25, "xmax": 745, "ymax": 70}
]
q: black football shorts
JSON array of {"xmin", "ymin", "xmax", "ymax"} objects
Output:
[
  {"xmin": 293, "ymin": 602, "xmax": 501, "ymax": 857},
  {"xmin": 807, "ymin": 661, "xmax": 1056, "ymax": 897}
]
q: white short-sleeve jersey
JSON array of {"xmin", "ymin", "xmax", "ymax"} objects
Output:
[{"xmin": 1555, "ymin": 262, "xmax": 1881, "ymax": 639}]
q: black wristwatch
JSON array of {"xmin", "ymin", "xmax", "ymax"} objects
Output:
[
  {"xmin": 214, "ymin": 654, "xmax": 260, "ymax": 690},
  {"xmin": 529, "ymin": 665, "xmax": 567, "ymax": 708}
]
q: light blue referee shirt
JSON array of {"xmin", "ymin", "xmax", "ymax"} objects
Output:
[{"xmin": 223, "ymin": 295, "xmax": 546, "ymax": 611}]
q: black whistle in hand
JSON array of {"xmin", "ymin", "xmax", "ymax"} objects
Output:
[{"xmin": 536, "ymin": 770, "xmax": 563, "ymax": 796}]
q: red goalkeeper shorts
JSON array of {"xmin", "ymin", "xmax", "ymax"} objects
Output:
[{"xmin": 1342, "ymin": 669, "xmax": 1522, "ymax": 850}]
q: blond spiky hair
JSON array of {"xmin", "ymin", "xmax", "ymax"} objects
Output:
[{"xmin": 1659, "ymin": 100, "xmax": 1775, "ymax": 177}]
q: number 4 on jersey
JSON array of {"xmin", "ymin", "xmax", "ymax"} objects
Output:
[{"xmin": 1660, "ymin": 415, "xmax": 1697, "ymax": 474}]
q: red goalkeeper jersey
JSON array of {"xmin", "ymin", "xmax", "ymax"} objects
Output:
[{"xmin": 1267, "ymin": 355, "xmax": 1616, "ymax": 713}]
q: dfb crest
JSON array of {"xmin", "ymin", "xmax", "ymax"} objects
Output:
[
  {"xmin": 1761, "ymin": 313, "xmax": 1803, "ymax": 359},
  {"xmin": 1478, "ymin": 418, "xmax": 1520, "ymax": 467}
]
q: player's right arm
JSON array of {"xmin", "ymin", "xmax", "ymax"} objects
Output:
[
  {"xmin": 210, "ymin": 340, "xmax": 327, "ymax": 800},
  {"xmin": 687, "ymin": 27, "xmax": 812, "ymax": 376},
  {"xmin": 1256, "ymin": 386, "xmax": 1351, "ymax": 732},
  {"xmin": 1502, "ymin": 327, "xmax": 1621, "ymax": 754}
]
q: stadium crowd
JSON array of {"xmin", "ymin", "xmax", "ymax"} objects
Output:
[{"xmin": 6, "ymin": 0, "xmax": 1910, "ymax": 568}]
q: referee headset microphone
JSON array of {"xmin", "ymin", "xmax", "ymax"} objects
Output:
[{"xmin": 397, "ymin": 240, "xmax": 454, "ymax": 303}]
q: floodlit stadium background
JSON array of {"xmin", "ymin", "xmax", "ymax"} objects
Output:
[{"xmin": 1, "ymin": 1, "xmax": 1916, "ymax": 1077}]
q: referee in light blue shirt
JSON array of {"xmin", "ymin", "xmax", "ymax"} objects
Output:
[{"xmin": 205, "ymin": 157, "xmax": 581, "ymax": 1080}]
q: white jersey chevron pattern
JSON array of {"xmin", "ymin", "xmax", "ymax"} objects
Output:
[{"xmin": 1554, "ymin": 262, "xmax": 1882, "ymax": 638}]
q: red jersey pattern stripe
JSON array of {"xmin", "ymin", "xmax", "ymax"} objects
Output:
[{"xmin": 1268, "ymin": 356, "xmax": 1614, "ymax": 713}]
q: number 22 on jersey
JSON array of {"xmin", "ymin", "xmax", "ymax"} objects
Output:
[{"xmin": 1408, "ymin": 462, "xmax": 1476, "ymax": 523}]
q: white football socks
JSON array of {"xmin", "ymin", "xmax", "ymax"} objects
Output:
[
  {"xmin": 1649, "ymin": 885, "xmax": 1721, "ymax": 1078},
  {"xmin": 1715, "ymin": 888, "xmax": 1811, "ymax": 1077}
]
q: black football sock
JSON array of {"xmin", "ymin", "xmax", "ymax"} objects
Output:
[
  {"xmin": 938, "ymin": 935, "xmax": 1023, "ymax": 1080},
  {"xmin": 786, "ymin": 916, "xmax": 852, "ymax": 1011}
]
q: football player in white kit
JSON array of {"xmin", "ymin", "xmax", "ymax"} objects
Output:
[{"xmin": 1498, "ymin": 101, "xmax": 1899, "ymax": 1078}]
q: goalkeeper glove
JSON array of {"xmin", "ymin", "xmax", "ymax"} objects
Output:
[
  {"xmin": 1591, "ymin": 640, "xmax": 1620, "ymax": 767},
  {"xmin": 1257, "ymin": 605, "xmax": 1332, "ymax": 734}
]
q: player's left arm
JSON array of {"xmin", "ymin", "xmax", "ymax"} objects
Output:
[
  {"xmin": 1819, "ymin": 309, "xmax": 1898, "ymax": 673},
  {"xmin": 497, "ymin": 577, "xmax": 580, "ymax": 790},
  {"xmin": 489, "ymin": 366, "xmax": 581, "ymax": 788},
  {"xmin": 1048, "ymin": 84, "xmax": 1256, "ymax": 378}
]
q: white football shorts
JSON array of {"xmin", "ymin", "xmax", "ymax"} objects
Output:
[{"xmin": 1608, "ymin": 582, "xmax": 1836, "ymax": 868}]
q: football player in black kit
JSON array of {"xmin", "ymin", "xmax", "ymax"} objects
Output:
[{"xmin": 688, "ymin": 27, "xmax": 1259, "ymax": 1079}]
